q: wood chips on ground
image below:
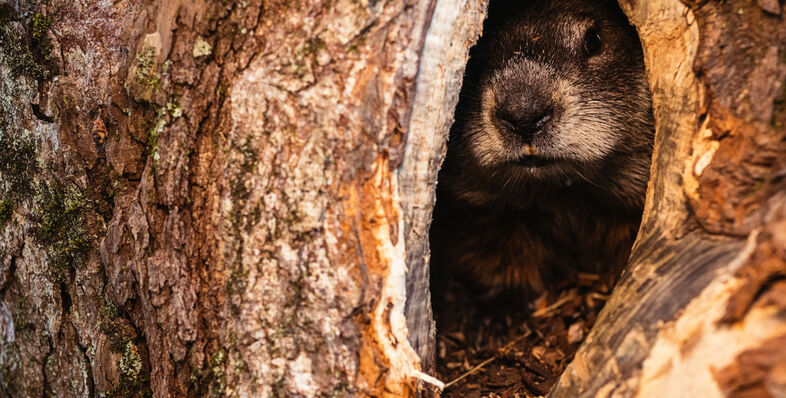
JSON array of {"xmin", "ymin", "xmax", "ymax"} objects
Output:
[{"xmin": 434, "ymin": 273, "xmax": 611, "ymax": 397}]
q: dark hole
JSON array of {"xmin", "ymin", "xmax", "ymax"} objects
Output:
[
  {"xmin": 60, "ymin": 282, "xmax": 72, "ymax": 314},
  {"xmin": 429, "ymin": 0, "xmax": 652, "ymax": 396}
]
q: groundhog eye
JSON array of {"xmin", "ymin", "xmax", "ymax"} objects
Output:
[{"xmin": 583, "ymin": 27, "xmax": 602, "ymax": 57}]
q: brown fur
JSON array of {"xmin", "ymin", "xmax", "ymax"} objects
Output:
[{"xmin": 431, "ymin": 0, "xmax": 654, "ymax": 294}]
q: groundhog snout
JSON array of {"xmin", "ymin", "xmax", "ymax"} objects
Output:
[{"xmin": 493, "ymin": 84, "xmax": 555, "ymax": 144}]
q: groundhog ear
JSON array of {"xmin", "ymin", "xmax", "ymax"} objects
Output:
[{"xmin": 582, "ymin": 27, "xmax": 603, "ymax": 58}]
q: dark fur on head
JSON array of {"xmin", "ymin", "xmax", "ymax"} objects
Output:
[{"xmin": 431, "ymin": 0, "xmax": 654, "ymax": 294}]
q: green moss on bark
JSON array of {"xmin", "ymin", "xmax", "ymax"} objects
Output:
[
  {"xmin": 100, "ymin": 340, "xmax": 151, "ymax": 398},
  {"xmin": 0, "ymin": 127, "xmax": 39, "ymax": 199},
  {"xmin": 208, "ymin": 348, "xmax": 228, "ymax": 396},
  {"xmin": 30, "ymin": 181, "xmax": 90, "ymax": 283},
  {"xmin": 99, "ymin": 298, "xmax": 152, "ymax": 398},
  {"xmin": 0, "ymin": 11, "xmax": 59, "ymax": 82},
  {"xmin": 0, "ymin": 199, "xmax": 11, "ymax": 225},
  {"xmin": 134, "ymin": 46, "xmax": 161, "ymax": 94},
  {"xmin": 145, "ymin": 110, "xmax": 167, "ymax": 168},
  {"xmin": 0, "ymin": 127, "xmax": 39, "ymax": 227},
  {"xmin": 117, "ymin": 341, "xmax": 147, "ymax": 394}
]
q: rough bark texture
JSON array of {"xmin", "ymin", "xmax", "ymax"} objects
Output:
[
  {"xmin": 401, "ymin": 0, "xmax": 486, "ymax": 377},
  {"xmin": 549, "ymin": 0, "xmax": 786, "ymax": 396},
  {"xmin": 0, "ymin": 0, "xmax": 480, "ymax": 396},
  {"xmin": 4, "ymin": 0, "xmax": 783, "ymax": 396}
]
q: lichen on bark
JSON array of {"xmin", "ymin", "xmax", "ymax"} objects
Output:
[
  {"xmin": 0, "ymin": 7, "xmax": 58, "ymax": 83},
  {"xmin": 0, "ymin": 0, "xmax": 444, "ymax": 396}
]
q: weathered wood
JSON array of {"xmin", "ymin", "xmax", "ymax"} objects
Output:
[
  {"xmin": 401, "ymin": 0, "xmax": 487, "ymax": 377},
  {"xmin": 549, "ymin": 0, "xmax": 786, "ymax": 396}
]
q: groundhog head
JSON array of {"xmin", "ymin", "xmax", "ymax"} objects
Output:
[{"xmin": 444, "ymin": 0, "xmax": 654, "ymax": 207}]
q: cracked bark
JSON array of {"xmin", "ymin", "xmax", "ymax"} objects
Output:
[
  {"xmin": 4, "ymin": 0, "xmax": 781, "ymax": 397},
  {"xmin": 0, "ymin": 0, "xmax": 483, "ymax": 396}
]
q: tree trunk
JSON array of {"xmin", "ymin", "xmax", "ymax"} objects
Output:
[
  {"xmin": 2, "ymin": 0, "xmax": 784, "ymax": 397},
  {"xmin": 549, "ymin": 0, "xmax": 786, "ymax": 396},
  {"xmin": 0, "ymin": 0, "xmax": 483, "ymax": 396}
]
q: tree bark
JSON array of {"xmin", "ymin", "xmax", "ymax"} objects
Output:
[
  {"xmin": 0, "ymin": 0, "xmax": 481, "ymax": 396},
  {"xmin": 549, "ymin": 0, "xmax": 786, "ymax": 396},
  {"xmin": 3, "ymin": 0, "xmax": 783, "ymax": 396}
]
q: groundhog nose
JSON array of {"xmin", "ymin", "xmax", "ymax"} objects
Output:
[{"xmin": 495, "ymin": 104, "xmax": 553, "ymax": 143}]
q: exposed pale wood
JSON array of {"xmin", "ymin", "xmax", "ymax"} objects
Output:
[
  {"xmin": 400, "ymin": 0, "xmax": 487, "ymax": 377},
  {"xmin": 0, "ymin": 0, "xmax": 476, "ymax": 396}
]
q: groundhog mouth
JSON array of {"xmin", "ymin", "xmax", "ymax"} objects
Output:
[{"xmin": 514, "ymin": 155, "xmax": 559, "ymax": 168}]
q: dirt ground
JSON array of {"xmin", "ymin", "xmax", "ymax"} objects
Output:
[{"xmin": 433, "ymin": 274, "xmax": 612, "ymax": 397}]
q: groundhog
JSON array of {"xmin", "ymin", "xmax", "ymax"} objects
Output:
[{"xmin": 431, "ymin": 0, "xmax": 654, "ymax": 295}]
